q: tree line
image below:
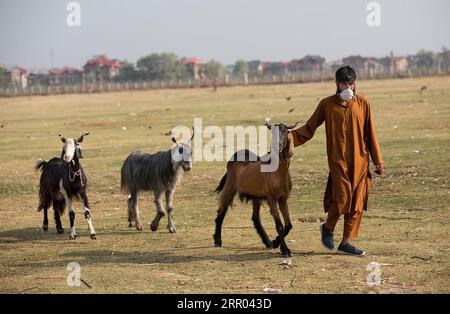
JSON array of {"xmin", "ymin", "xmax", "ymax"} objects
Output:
[
  {"xmin": 113, "ymin": 48, "xmax": 450, "ymax": 82},
  {"xmin": 115, "ymin": 53, "xmax": 230, "ymax": 82}
]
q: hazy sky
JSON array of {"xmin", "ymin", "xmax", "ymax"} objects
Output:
[{"xmin": 0, "ymin": 0, "xmax": 449, "ymax": 69}]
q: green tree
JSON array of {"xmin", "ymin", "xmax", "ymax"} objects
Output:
[
  {"xmin": 233, "ymin": 60, "xmax": 249, "ymax": 75},
  {"xmin": 0, "ymin": 67, "xmax": 9, "ymax": 88},
  {"xmin": 204, "ymin": 60, "xmax": 224, "ymax": 80},
  {"xmin": 137, "ymin": 52, "xmax": 188, "ymax": 80},
  {"xmin": 173, "ymin": 60, "xmax": 190, "ymax": 80},
  {"xmin": 413, "ymin": 50, "xmax": 437, "ymax": 73},
  {"xmin": 115, "ymin": 63, "xmax": 142, "ymax": 81},
  {"xmin": 439, "ymin": 46, "xmax": 450, "ymax": 73}
]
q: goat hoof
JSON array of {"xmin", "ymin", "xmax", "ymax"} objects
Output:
[
  {"xmin": 168, "ymin": 226, "xmax": 176, "ymax": 234},
  {"xmin": 43, "ymin": 225, "xmax": 48, "ymax": 232},
  {"xmin": 57, "ymin": 228, "xmax": 65, "ymax": 234},
  {"xmin": 69, "ymin": 234, "xmax": 76, "ymax": 240},
  {"xmin": 282, "ymin": 250, "xmax": 292, "ymax": 258},
  {"xmin": 90, "ymin": 233, "xmax": 97, "ymax": 240},
  {"xmin": 213, "ymin": 234, "xmax": 222, "ymax": 247},
  {"xmin": 272, "ymin": 238, "xmax": 281, "ymax": 249},
  {"xmin": 128, "ymin": 222, "xmax": 133, "ymax": 228},
  {"xmin": 136, "ymin": 225, "xmax": 143, "ymax": 231},
  {"xmin": 150, "ymin": 223, "xmax": 158, "ymax": 232}
]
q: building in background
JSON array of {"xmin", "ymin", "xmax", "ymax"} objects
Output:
[
  {"xmin": 8, "ymin": 66, "xmax": 28, "ymax": 88},
  {"xmin": 49, "ymin": 67, "xmax": 83, "ymax": 85},
  {"xmin": 179, "ymin": 57, "xmax": 206, "ymax": 80},
  {"xmin": 248, "ymin": 60, "xmax": 265, "ymax": 76},
  {"xmin": 298, "ymin": 55, "xmax": 326, "ymax": 73},
  {"xmin": 83, "ymin": 55, "xmax": 125, "ymax": 83}
]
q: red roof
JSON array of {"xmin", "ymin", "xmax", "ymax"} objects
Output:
[
  {"xmin": 49, "ymin": 66, "xmax": 82, "ymax": 76},
  {"xmin": 85, "ymin": 55, "xmax": 124, "ymax": 67},
  {"xmin": 179, "ymin": 57, "xmax": 206, "ymax": 64},
  {"xmin": 13, "ymin": 66, "xmax": 27, "ymax": 74}
]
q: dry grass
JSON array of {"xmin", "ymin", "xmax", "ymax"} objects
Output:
[{"xmin": 0, "ymin": 76, "xmax": 449, "ymax": 293}]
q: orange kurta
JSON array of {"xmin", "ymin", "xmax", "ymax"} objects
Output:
[{"xmin": 291, "ymin": 93, "xmax": 383, "ymax": 214}]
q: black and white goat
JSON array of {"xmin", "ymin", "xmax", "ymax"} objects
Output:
[{"xmin": 36, "ymin": 133, "xmax": 96, "ymax": 240}]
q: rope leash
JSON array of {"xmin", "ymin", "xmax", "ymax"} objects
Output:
[{"xmin": 68, "ymin": 163, "xmax": 85, "ymax": 187}]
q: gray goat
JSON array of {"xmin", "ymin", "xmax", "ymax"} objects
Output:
[{"xmin": 120, "ymin": 131, "xmax": 194, "ymax": 232}]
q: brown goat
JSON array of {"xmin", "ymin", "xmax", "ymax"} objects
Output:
[{"xmin": 213, "ymin": 122, "xmax": 298, "ymax": 257}]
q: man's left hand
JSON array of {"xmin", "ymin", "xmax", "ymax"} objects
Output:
[{"xmin": 375, "ymin": 163, "xmax": 384, "ymax": 176}]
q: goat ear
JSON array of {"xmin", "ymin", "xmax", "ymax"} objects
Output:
[
  {"xmin": 59, "ymin": 134, "xmax": 66, "ymax": 143},
  {"xmin": 287, "ymin": 133, "xmax": 295, "ymax": 159},
  {"xmin": 76, "ymin": 132, "xmax": 89, "ymax": 143},
  {"xmin": 76, "ymin": 146, "xmax": 84, "ymax": 159}
]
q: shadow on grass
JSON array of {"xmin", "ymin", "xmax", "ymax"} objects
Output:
[
  {"xmin": 363, "ymin": 215, "xmax": 421, "ymax": 221},
  {"xmin": 15, "ymin": 249, "xmax": 271, "ymax": 268},
  {"xmin": 13, "ymin": 246, "xmax": 333, "ymax": 269},
  {"xmin": 0, "ymin": 226, "xmax": 141, "ymax": 243},
  {"xmin": 0, "ymin": 227, "xmax": 64, "ymax": 243}
]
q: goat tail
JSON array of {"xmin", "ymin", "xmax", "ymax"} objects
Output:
[
  {"xmin": 120, "ymin": 171, "xmax": 128, "ymax": 195},
  {"xmin": 37, "ymin": 197, "xmax": 46, "ymax": 212},
  {"xmin": 36, "ymin": 159, "xmax": 48, "ymax": 212},
  {"xmin": 35, "ymin": 159, "xmax": 47, "ymax": 171},
  {"xmin": 37, "ymin": 183, "xmax": 50, "ymax": 213},
  {"xmin": 215, "ymin": 173, "xmax": 228, "ymax": 194}
]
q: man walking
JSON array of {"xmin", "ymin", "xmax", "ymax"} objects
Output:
[{"xmin": 290, "ymin": 65, "xmax": 384, "ymax": 256}]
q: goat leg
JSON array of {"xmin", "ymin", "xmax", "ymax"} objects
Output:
[
  {"xmin": 43, "ymin": 208, "xmax": 49, "ymax": 232},
  {"xmin": 252, "ymin": 200, "xmax": 272, "ymax": 249},
  {"xmin": 268, "ymin": 198, "xmax": 291, "ymax": 257},
  {"xmin": 150, "ymin": 192, "xmax": 165, "ymax": 232},
  {"xmin": 165, "ymin": 190, "xmax": 176, "ymax": 233},
  {"xmin": 79, "ymin": 190, "xmax": 96, "ymax": 239}
]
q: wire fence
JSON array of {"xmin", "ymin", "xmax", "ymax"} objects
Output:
[{"xmin": 0, "ymin": 69, "xmax": 448, "ymax": 97}]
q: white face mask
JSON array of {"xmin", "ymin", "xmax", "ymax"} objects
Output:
[{"xmin": 339, "ymin": 88, "xmax": 354, "ymax": 101}]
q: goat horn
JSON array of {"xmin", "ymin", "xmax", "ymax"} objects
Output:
[
  {"xmin": 170, "ymin": 131, "xmax": 177, "ymax": 144},
  {"xmin": 76, "ymin": 132, "xmax": 89, "ymax": 143},
  {"xmin": 265, "ymin": 123, "xmax": 272, "ymax": 130},
  {"xmin": 59, "ymin": 134, "xmax": 66, "ymax": 143},
  {"xmin": 287, "ymin": 121, "xmax": 301, "ymax": 131},
  {"xmin": 190, "ymin": 127, "xmax": 195, "ymax": 141}
]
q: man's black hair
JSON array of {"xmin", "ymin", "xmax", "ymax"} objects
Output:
[{"xmin": 335, "ymin": 65, "xmax": 356, "ymax": 83}]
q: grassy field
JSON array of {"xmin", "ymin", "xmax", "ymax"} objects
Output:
[{"xmin": 0, "ymin": 76, "xmax": 449, "ymax": 294}]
